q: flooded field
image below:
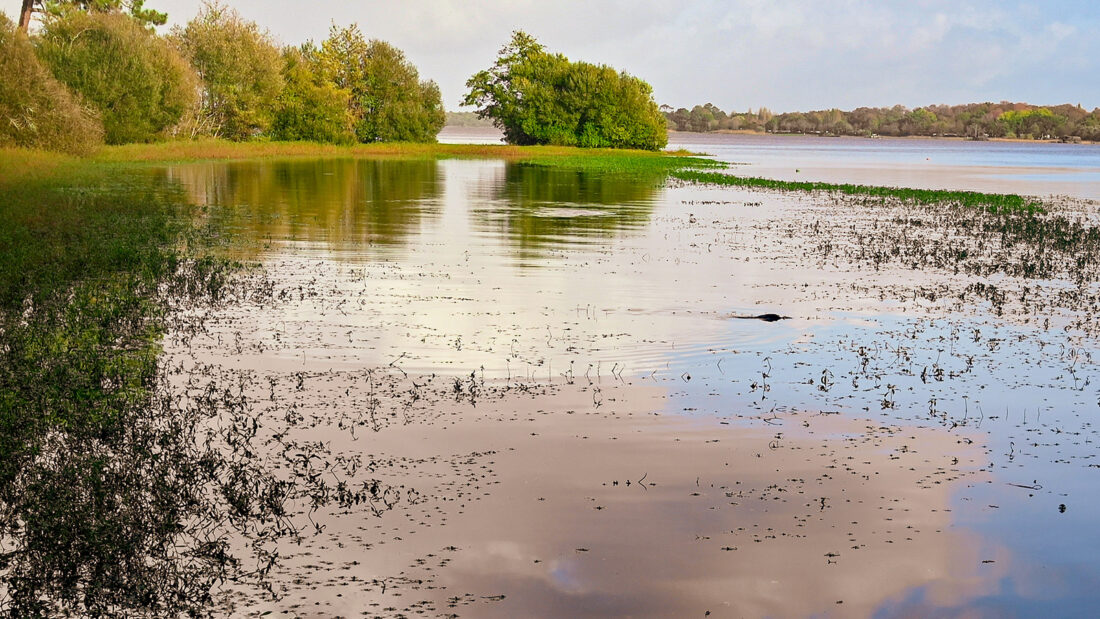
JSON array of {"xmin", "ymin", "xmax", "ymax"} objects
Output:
[{"xmin": 149, "ymin": 148, "xmax": 1100, "ymax": 618}]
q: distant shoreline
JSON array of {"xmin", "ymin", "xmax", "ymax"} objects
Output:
[{"xmin": 682, "ymin": 129, "xmax": 1096, "ymax": 145}]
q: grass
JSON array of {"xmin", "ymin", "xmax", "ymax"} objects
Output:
[
  {"xmin": 671, "ymin": 169, "xmax": 1044, "ymax": 214},
  {"xmin": 92, "ymin": 138, "xmax": 709, "ymax": 165}
]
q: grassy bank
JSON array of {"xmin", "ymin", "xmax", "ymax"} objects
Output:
[
  {"xmin": 672, "ymin": 169, "xmax": 1044, "ymax": 214},
  {"xmin": 92, "ymin": 139, "xmax": 709, "ymax": 166}
]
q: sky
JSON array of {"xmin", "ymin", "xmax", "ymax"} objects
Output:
[{"xmin": 6, "ymin": 0, "xmax": 1099, "ymax": 113}]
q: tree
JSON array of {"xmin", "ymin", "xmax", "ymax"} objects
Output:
[
  {"xmin": 19, "ymin": 0, "xmax": 166, "ymax": 31},
  {"xmin": 35, "ymin": 9, "xmax": 196, "ymax": 144},
  {"xmin": 173, "ymin": 1, "xmax": 283, "ymax": 140},
  {"xmin": 271, "ymin": 45, "xmax": 355, "ymax": 144},
  {"xmin": 0, "ymin": 12, "xmax": 103, "ymax": 154},
  {"xmin": 463, "ymin": 31, "xmax": 668, "ymax": 151},
  {"xmin": 315, "ymin": 24, "xmax": 444, "ymax": 143}
]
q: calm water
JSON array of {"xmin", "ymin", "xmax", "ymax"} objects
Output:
[
  {"xmin": 164, "ymin": 152, "xmax": 1099, "ymax": 617},
  {"xmin": 440, "ymin": 126, "xmax": 1100, "ymax": 199}
]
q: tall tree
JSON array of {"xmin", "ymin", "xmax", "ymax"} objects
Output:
[
  {"xmin": 18, "ymin": 0, "xmax": 166, "ymax": 31},
  {"xmin": 173, "ymin": 1, "xmax": 284, "ymax": 140},
  {"xmin": 315, "ymin": 24, "xmax": 444, "ymax": 143}
]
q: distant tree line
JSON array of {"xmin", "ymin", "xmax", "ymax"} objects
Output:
[
  {"xmin": 1, "ymin": 0, "xmax": 444, "ymax": 154},
  {"xmin": 663, "ymin": 102, "xmax": 1100, "ymax": 141},
  {"xmin": 444, "ymin": 111, "xmax": 495, "ymax": 128}
]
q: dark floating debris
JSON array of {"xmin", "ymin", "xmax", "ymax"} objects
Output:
[{"xmin": 730, "ymin": 313, "xmax": 792, "ymax": 322}]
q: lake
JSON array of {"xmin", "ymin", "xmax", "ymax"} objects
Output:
[
  {"xmin": 156, "ymin": 135, "xmax": 1100, "ymax": 617},
  {"xmin": 442, "ymin": 126, "xmax": 1100, "ymax": 200}
]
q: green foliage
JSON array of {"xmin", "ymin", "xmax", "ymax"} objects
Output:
[
  {"xmin": 173, "ymin": 1, "xmax": 284, "ymax": 140},
  {"xmin": 271, "ymin": 45, "xmax": 355, "ymax": 144},
  {"xmin": 40, "ymin": 0, "xmax": 167, "ymax": 26},
  {"xmin": 674, "ymin": 170, "xmax": 1043, "ymax": 214},
  {"xmin": 35, "ymin": 10, "xmax": 196, "ymax": 144},
  {"xmin": 0, "ymin": 13, "xmax": 103, "ymax": 154},
  {"xmin": 315, "ymin": 24, "xmax": 444, "ymax": 143},
  {"xmin": 463, "ymin": 31, "xmax": 668, "ymax": 151}
]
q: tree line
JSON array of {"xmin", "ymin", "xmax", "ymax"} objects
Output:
[
  {"xmin": 663, "ymin": 102, "xmax": 1100, "ymax": 141},
  {"xmin": 3, "ymin": 5, "xmax": 670, "ymax": 154},
  {"xmin": 2, "ymin": 0, "xmax": 445, "ymax": 154}
]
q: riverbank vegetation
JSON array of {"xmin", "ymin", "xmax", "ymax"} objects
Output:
[
  {"xmin": 673, "ymin": 170, "xmax": 1043, "ymax": 214},
  {"xmin": 664, "ymin": 101, "xmax": 1100, "ymax": 141},
  {"xmin": 2, "ymin": 1, "xmax": 444, "ymax": 153}
]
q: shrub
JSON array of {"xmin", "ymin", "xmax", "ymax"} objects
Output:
[
  {"xmin": 35, "ymin": 10, "xmax": 197, "ymax": 144},
  {"xmin": 0, "ymin": 12, "xmax": 103, "ymax": 154},
  {"xmin": 464, "ymin": 31, "xmax": 668, "ymax": 151}
]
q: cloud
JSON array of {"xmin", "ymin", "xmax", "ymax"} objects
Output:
[{"xmin": 6, "ymin": 0, "xmax": 1095, "ymax": 111}]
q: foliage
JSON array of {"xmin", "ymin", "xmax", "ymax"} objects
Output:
[
  {"xmin": 674, "ymin": 169, "xmax": 1042, "ymax": 214},
  {"xmin": 39, "ymin": 0, "xmax": 167, "ymax": 26},
  {"xmin": 463, "ymin": 31, "xmax": 668, "ymax": 151},
  {"xmin": 0, "ymin": 13, "xmax": 103, "ymax": 154},
  {"xmin": 173, "ymin": 1, "xmax": 284, "ymax": 140},
  {"xmin": 664, "ymin": 101, "xmax": 1100, "ymax": 141},
  {"xmin": 314, "ymin": 24, "xmax": 444, "ymax": 143},
  {"xmin": 35, "ymin": 10, "xmax": 196, "ymax": 144},
  {"xmin": 271, "ymin": 45, "xmax": 355, "ymax": 144}
]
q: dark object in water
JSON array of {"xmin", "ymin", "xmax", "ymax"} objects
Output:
[{"xmin": 731, "ymin": 313, "xmax": 791, "ymax": 322}]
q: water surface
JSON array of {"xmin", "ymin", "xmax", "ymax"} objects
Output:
[{"xmin": 164, "ymin": 155, "xmax": 1100, "ymax": 617}]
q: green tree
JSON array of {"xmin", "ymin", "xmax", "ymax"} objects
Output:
[
  {"xmin": 19, "ymin": 0, "xmax": 165, "ymax": 31},
  {"xmin": 315, "ymin": 24, "xmax": 444, "ymax": 143},
  {"xmin": 173, "ymin": 1, "xmax": 283, "ymax": 140},
  {"xmin": 271, "ymin": 45, "xmax": 355, "ymax": 144},
  {"xmin": 0, "ymin": 12, "xmax": 103, "ymax": 154},
  {"xmin": 463, "ymin": 31, "xmax": 668, "ymax": 151},
  {"xmin": 35, "ymin": 9, "xmax": 196, "ymax": 144}
]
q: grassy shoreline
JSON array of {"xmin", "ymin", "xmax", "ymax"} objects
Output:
[{"xmin": 672, "ymin": 169, "xmax": 1044, "ymax": 214}]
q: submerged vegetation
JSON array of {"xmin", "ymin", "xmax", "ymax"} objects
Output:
[
  {"xmin": 673, "ymin": 169, "xmax": 1044, "ymax": 213},
  {"xmin": 0, "ymin": 154, "xmax": 405, "ymax": 616}
]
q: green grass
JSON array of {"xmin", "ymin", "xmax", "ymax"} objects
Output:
[
  {"xmin": 91, "ymin": 139, "xmax": 709, "ymax": 165},
  {"xmin": 671, "ymin": 169, "xmax": 1044, "ymax": 214}
]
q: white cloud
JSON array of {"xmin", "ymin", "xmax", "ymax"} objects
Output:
[{"xmin": 3, "ymin": 0, "xmax": 1096, "ymax": 111}]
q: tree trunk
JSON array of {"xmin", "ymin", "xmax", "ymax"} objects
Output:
[{"xmin": 19, "ymin": 0, "xmax": 37, "ymax": 32}]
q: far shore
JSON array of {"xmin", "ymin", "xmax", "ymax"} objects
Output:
[{"xmin": 688, "ymin": 128, "xmax": 1096, "ymax": 145}]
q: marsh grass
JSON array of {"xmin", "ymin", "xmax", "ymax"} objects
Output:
[
  {"xmin": 672, "ymin": 169, "xmax": 1044, "ymax": 214},
  {"xmin": 0, "ymin": 152, "xmax": 397, "ymax": 616}
]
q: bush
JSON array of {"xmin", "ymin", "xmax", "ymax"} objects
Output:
[
  {"xmin": 0, "ymin": 12, "xmax": 103, "ymax": 154},
  {"xmin": 35, "ymin": 10, "xmax": 197, "ymax": 144},
  {"xmin": 464, "ymin": 31, "xmax": 667, "ymax": 151},
  {"xmin": 271, "ymin": 46, "xmax": 355, "ymax": 144},
  {"xmin": 315, "ymin": 24, "xmax": 444, "ymax": 143},
  {"xmin": 173, "ymin": 1, "xmax": 284, "ymax": 140}
]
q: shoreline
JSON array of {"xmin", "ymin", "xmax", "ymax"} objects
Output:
[{"xmin": 688, "ymin": 129, "xmax": 1097, "ymax": 145}]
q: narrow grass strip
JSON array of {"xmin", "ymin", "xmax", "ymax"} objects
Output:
[{"xmin": 672, "ymin": 169, "xmax": 1043, "ymax": 214}]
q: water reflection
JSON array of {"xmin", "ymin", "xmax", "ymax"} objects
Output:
[
  {"xmin": 472, "ymin": 164, "xmax": 660, "ymax": 259},
  {"xmin": 168, "ymin": 158, "xmax": 663, "ymax": 262},
  {"xmin": 168, "ymin": 158, "xmax": 441, "ymax": 256}
]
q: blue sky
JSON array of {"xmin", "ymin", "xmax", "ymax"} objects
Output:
[{"xmin": 6, "ymin": 0, "xmax": 1098, "ymax": 112}]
